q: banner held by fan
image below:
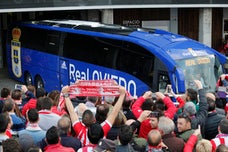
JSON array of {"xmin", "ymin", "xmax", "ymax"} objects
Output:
[{"xmin": 69, "ymin": 79, "xmax": 120, "ymax": 97}]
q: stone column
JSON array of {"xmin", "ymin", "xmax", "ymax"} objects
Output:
[
  {"xmin": 199, "ymin": 8, "xmax": 212, "ymax": 47},
  {"xmin": 101, "ymin": 9, "xmax": 113, "ymax": 24},
  {"xmin": 170, "ymin": 8, "xmax": 178, "ymax": 34}
]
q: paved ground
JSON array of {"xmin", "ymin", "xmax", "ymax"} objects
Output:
[{"xmin": 0, "ymin": 68, "xmax": 20, "ymax": 91}]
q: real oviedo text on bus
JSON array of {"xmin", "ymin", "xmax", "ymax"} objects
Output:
[{"xmin": 6, "ymin": 20, "xmax": 228, "ymax": 97}]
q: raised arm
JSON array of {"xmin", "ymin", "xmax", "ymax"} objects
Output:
[
  {"xmin": 220, "ymin": 74, "xmax": 228, "ymax": 87},
  {"xmin": 106, "ymin": 86, "xmax": 126, "ymax": 125},
  {"xmin": 170, "ymin": 89, "xmax": 185, "ymax": 110},
  {"xmin": 63, "ymin": 86, "xmax": 79, "ymax": 123},
  {"xmin": 137, "ymin": 110, "xmax": 151, "ymax": 122},
  {"xmin": 155, "ymin": 92, "xmax": 177, "ymax": 119},
  {"xmin": 194, "ymin": 80, "xmax": 208, "ymax": 124},
  {"xmin": 132, "ymin": 91, "xmax": 152, "ymax": 118},
  {"xmin": 130, "ymin": 110, "xmax": 151, "ymax": 132}
]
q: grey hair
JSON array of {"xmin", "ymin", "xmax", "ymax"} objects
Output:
[
  {"xmin": 184, "ymin": 102, "xmax": 197, "ymax": 116},
  {"xmin": 158, "ymin": 116, "xmax": 175, "ymax": 135},
  {"xmin": 57, "ymin": 116, "xmax": 71, "ymax": 135}
]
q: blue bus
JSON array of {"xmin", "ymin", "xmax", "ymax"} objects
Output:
[{"xmin": 6, "ymin": 20, "xmax": 228, "ymax": 97}]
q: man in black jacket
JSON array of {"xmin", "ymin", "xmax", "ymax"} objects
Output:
[
  {"xmin": 204, "ymin": 93, "xmax": 225, "ymax": 140},
  {"xmin": 182, "ymin": 80, "xmax": 208, "ymax": 138}
]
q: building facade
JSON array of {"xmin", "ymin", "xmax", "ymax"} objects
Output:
[{"xmin": 0, "ymin": 1, "xmax": 228, "ymax": 68}]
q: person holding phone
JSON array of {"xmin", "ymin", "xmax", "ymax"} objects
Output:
[
  {"xmin": 166, "ymin": 85, "xmax": 186, "ymax": 113},
  {"xmin": 131, "ymin": 90, "xmax": 176, "ymax": 139}
]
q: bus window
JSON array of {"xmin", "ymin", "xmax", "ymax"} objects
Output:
[
  {"xmin": 46, "ymin": 31, "xmax": 60, "ymax": 55},
  {"xmin": 158, "ymin": 74, "xmax": 169, "ymax": 93},
  {"xmin": 20, "ymin": 26, "xmax": 46, "ymax": 52},
  {"xmin": 151, "ymin": 57, "xmax": 170, "ymax": 92},
  {"xmin": 20, "ymin": 26, "xmax": 59, "ymax": 55},
  {"xmin": 63, "ymin": 33, "xmax": 119, "ymax": 68},
  {"xmin": 116, "ymin": 41, "xmax": 154, "ymax": 88}
]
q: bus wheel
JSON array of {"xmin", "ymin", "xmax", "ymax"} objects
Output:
[
  {"xmin": 35, "ymin": 76, "xmax": 44, "ymax": 89},
  {"xmin": 25, "ymin": 73, "xmax": 32, "ymax": 85}
]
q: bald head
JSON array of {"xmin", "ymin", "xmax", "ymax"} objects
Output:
[
  {"xmin": 206, "ymin": 93, "xmax": 216, "ymax": 112},
  {"xmin": 147, "ymin": 129, "xmax": 162, "ymax": 146},
  {"xmin": 58, "ymin": 116, "xmax": 71, "ymax": 128},
  {"xmin": 77, "ymin": 103, "xmax": 87, "ymax": 112},
  {"xmin": 75, "ymin": 103, "xmax": 87, "ymax": 120},
  {"xmin": 206, "ymin": 93, "xmax": 215, "ymax": 101}
]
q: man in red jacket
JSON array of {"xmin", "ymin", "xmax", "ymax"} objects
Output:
[
  {"xmin": 132, "ymin": 91, "xmax": 176, "ymax": 139},
  {"xmin": 22, "ymin": 88, "xmax": 47, "ymax": 116}
]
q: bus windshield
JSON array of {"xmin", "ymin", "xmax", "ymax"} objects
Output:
[{"xmin": 175, "ymin": 55, "xmax": 218, "ymax": 92}]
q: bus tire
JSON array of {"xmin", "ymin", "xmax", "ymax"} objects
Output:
[
  {"xmin": 35, "ymin": 76, "xmax": 44, "ymax": 89},
  {"xmin": 25, "ymin": 72, "xmax": 32, "ymax": 86}
]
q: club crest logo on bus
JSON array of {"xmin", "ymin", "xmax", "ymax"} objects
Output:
[{"xmin": 11, "ymin": 28, "xmax": 22, "ymax": 78}]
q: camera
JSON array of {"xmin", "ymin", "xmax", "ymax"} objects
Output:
[
  {"xmin": 15, "ymin": 84, "xmax": 23, "ymax": 90},
  {"xmin": 148, "ymin": 111, "xmax": 159, "ymax": 118},
  {"xmin": 166, "ymin": 84, "xmax": 172, "ymax": 93},
  {"xmin": 188, "ymin": 81, "xmax": 195, "ymax": 86},
  {"xmin": 152, "ymin": 93, "xmax": 156, "ymax": 100}
]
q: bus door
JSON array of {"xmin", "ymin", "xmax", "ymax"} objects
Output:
[
  {"xmin": 59, "ymin": 58, "xmax": 69, "ymax": 88},
  {"xmin": 157, "ymin": 71, "xmax": 170, "ymax": 93},
  {"xmin": 59, "ymin": 32, "xmax": 70, "ymax": 89},
  {"xmin": 152, "ymin": 57, "xmax": 170, "ymax": 92}
]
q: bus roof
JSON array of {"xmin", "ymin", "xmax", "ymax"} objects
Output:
[
  {"xmin": 23, "ymin": 19, "xmax": 155, "ymax": 36},
  {"xmin": 21, "ymin": 20, "xmax": 189, "ymax": 46},
  {"xmin": 21, "ymin": 20, "xmax": 205, "ymax": 49}
]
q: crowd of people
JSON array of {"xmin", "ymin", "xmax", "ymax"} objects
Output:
[{"xmin": 0, "ymin": 76, "xmax": 228, "ymax": 152}]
